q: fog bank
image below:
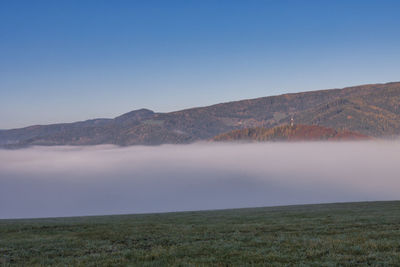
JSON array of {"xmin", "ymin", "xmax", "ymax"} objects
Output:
[{"xmin": 1, "ymin": 141, "xmax": 399, "ymax": 219}]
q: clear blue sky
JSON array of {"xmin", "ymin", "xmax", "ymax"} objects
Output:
[{"xmin": 1, "ymin": 0, "xmax": 399, "ymax": 129}]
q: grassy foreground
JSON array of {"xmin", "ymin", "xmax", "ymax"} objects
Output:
[{"xmin": 1, "ymin": 201, "xmax": 400, "ymax": 266}]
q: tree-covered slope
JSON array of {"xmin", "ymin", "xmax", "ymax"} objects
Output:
[
  {"xmin": 0, "ymin": 82, "xmax": 399, "ymax": 147},
  {"xmin": 212, "ymin": 124, "xmax": 370, "ymax": 142}
]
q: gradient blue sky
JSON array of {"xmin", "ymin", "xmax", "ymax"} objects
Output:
[{"xmin": 1, "ymin": 0, "xmax": 399, "ymax": 129}]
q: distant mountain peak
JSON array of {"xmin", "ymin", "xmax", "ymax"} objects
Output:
[
  {"xmin": 115, "ymin": 108, "xmax": 154, "ymax": 118},
  {"xmin": 114, "ymin": 108, "xmax": 155, "ymax": 123}
]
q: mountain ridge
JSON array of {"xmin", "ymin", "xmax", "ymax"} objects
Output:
[{"xmin": 1, "ymin": 81, "xmax": 399, "ymax": 147}]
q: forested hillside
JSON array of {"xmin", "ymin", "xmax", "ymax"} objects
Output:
[{"xmin": 1, "ymin": 82, "xmax": 399, "ymax": 147}]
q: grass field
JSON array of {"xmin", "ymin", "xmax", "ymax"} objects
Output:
[{"xmin": 1, "ymin": 201, "xmax": 400, "ymax": 266}]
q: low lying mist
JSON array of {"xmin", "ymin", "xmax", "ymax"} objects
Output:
[{"xmin": 1, "ymin": 141, "xmax": 399, "ymax": 219}]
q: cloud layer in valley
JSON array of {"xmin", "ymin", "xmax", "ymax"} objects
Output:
[{"xmin": 1, "ymin": 141, "xmax": 399, "ymax": 219}]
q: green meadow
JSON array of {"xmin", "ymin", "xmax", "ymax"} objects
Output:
[{"xmin": 1, "ymin": 201, "xmax": 400, "ymax": 266}]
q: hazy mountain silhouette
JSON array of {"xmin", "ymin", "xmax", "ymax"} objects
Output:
[{"xmin": 1, "ymin": 82, "xmax": 399, "ymax": 147}]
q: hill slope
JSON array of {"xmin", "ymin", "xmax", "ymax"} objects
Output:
[
  {"xmin": 1, "ymin": 201, "xmax": 400, "ymax": 265},
  {"xmin": 1, "ymin": 82, "xmax": 399, "ymax": 147},
  {"xmin": 212, "ymin": 124, "xmax": 371, "ymax": 142}
]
